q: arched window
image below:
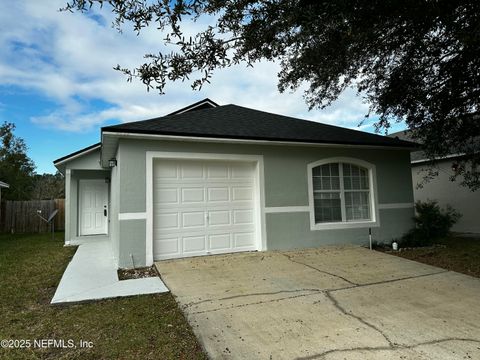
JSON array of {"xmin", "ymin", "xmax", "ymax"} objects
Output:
[{"xmin": 308, "ymin": 159, "xmax": 378, "ymax": 229}]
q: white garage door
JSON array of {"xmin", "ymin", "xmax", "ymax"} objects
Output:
[{"xmin": 153, "ymin": 159, "xmax": 259, "ymax": 260}]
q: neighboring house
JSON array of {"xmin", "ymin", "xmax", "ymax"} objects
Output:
[
  {"xmin": 0, "ymin": 180, "xmax": 9, "ymax": 203},
  {"xmin": 0, "ymin": 181, "xmax": 9, "ymax": 220},
  {"xmin": 390, "ymin": 130, "xmax": 480, "ymax": 234},
  {"xmin": 54, "ymin": 99, "xmax": 416, "ymax": 269}
]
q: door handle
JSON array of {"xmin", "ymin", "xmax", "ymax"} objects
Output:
[{"xmin": 104, "ymin": 209, "xmax": 107, "ymax": 217}]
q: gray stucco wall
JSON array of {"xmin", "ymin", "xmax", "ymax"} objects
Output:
[
  {"xmin": 64, "ymin": 149, "xmax": 103, "ymax": 170},
  {"xmin": 267, "ymin": 207, "xmax": 414, "ymax": 249},
  {"xmin": 115, "ymin": 138, "xmax": 414, "ymax": 268},
  {"xmin": 412, "ymin": 161, "xmax": 480, "ymax": 233}
]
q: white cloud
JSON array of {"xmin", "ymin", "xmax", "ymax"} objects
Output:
[{"xmin": 0, "ymin": 0, "xmax": 383, "ymax": 133}]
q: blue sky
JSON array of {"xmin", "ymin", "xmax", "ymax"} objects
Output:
[{"xmin": 0, "ymin": 0, "xmax": 406, "ymax": 174}]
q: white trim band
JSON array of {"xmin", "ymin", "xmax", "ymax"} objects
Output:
[
  {"xmin": 378, "ymin": 203, "xmax": 414, "ymax": 210},
  {"xmin": 119, "ymin": 212, "xmax": 147, "ymax": 220},
  {"xmin": 264, "ymin": 206, "xmax": 310, "ymax": 213}
]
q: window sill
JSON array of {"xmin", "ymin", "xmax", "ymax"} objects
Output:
[{"xmin": 310, "ymin": 220, "xmax": 379, "ymax": 231}]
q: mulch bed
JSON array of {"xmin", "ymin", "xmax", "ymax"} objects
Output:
[
  {"xmin": 375, "ymin": 236, "xmax": 480, "ymax": 279},
  {"xmin": 118, "ymin": 265, "xmax": 158, "ymax": 280}
]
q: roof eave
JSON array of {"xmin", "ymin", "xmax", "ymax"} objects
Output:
[
  {"xmin": 53, "ymin": 143, "xmax": 102, "ymax": 173},
  {"xmin": 101, "ymin": 130, "xmax": 416, "ymax": 150}
]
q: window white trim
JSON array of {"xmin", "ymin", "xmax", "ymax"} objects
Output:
[
  {"xmin": 378, "ymin": 202, "xmax": 414, "ymax": 209},
  {"xmin": 307, "ymin": 157, "xmax": 380, "ymax": 230},
  {"xmin": 145, "ymin": 151, "xmax": 267, "ymax": 266},
  {"xmin": 264, "ymin": 206, "xmax": 310, "ymax": 213}
]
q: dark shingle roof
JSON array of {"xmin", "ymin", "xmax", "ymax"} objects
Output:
[{"xmin": 103, "ymin": 104, "xmax": 415, "ymax": 148}]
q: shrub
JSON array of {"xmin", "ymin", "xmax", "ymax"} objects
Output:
[{"xmin": 399, "ymin": 200, "xmax": 461, "ymax": 247}]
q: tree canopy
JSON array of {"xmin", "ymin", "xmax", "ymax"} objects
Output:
[
  {"xmin": 32, "ymin": 173, "xmax": 65, "ymax": 200},
  {"xmin": 0, "ymin": 122, "xmax": 36, "ymax": 200},
  {"xmin": 65, "ymin": 0, "xmax": 480, "ymax": 189}
]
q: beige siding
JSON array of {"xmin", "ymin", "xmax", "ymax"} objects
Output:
[{"xmin": 412, "ymin": 160, "xmax": 480, "ymax": 233}]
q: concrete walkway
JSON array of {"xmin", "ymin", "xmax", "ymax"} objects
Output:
[
  {"xmin": 157, "ymin": 246, "xmax": 480, "ymax": 359},
  {"xmin": 52, "ymin": 238, "xmax": 168, "ymax": 304}
]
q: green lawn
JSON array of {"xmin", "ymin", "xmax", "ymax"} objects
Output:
[
  {"xmin": 392, "ymin": 235, "xmax": 480, "ymax": 278},
  {"xmin": 0, "ymin": 233, "xmax": 207, "ymax": 360}
]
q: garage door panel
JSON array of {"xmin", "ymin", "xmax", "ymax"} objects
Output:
[
  {"xmin": 155, "ymin": 162, "xmax": 178, "ymax": 179},
  {"xmin": 208, "ymin": 210, "xmax": 230, "ymax": 226},
  {"xmin": 207, "ymin": 164, "xmax": 229, "ymax": 179},
  {"xmin": 153, "ymin": 159, "xmax": 259, "ymax": 260},
  {"xmin": 154, "ymin": 188, "xmax": 178, "ymax": 204},
  {"xmin": 155, "ymin": 213, "xmax": 179, "ymax": 230},
  {"xmin": 181, "ymin": 163, "xmax": 204, "ymax": 179},
  {"xmin": 182, "ymin": 212, "xmax": 206, "ymax": 228},
  {"xmin": 231, "ymin": 163, "xmax": 255, "ymax": 178},
  {"xmin": 233, "ymin": 209, "xmax": 254, "ymax": 224},
  {"xmin": 207, "ymin": 187, "xmax": 230, "ymax": 202},
  {"xmin": 183, "ymin": 235, "xmax": 206, "ymax": 253},
  {"xmin": 234, "ymin": 232, "xmax": 256, "ymax": 248},
  {"xmin": 154, "ymin": 237, "xmax": 179, "ymax": 256},
  {"xmin": 181, "ymin": 187, "xmax": 205, "ymax": 203},
  {"xmin": 208, "ymin": 233, "xmax": 231, "ymax": 250},
  {"xmin": 232, "ymin": 187, "xmax": 254, "ymax": 201}
]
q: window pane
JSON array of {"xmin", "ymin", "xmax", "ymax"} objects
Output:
[
  {"xmin": 313, "ymin": 177, "xmax": 322, "ymax": 190},
  {"xmin": 342, "ymin": 163, "xmax": 370, "ymax": 191},
  {"xmin": 322, "ymin": 177, "xmax": 331, "ymax": 190},
  {"xmin": 344, "ymin": 192, "xmax": 352, "ymax": 206},
  {"xmin": 312, "ymin": 163, "xmax": 339, "ymax": 191},
  {"xmin": 312, "ymin": 162, "xmax": 372, "ymax": 224},
  {"xmin": 345, "ymin": 207, "xmax": 353, "ymax": 221},
  {"xmin": 345, "ymin": 191, "xmax": 370, "ymax": 221},
  {"xmin": 321, "ymin": 164, "xmax": 330, "ymax": 176},
  {"xmin": 314, "ymin": 192, "xmax": 342, "ymax": 223},
  {"xmin": 361, "ymin": 176, "xmax": 369, "ymax": 189},
  {"xmin": 331, "ymin": 176, "xmax": 340, "ymax": 190},
  {"xmin": 351, "ymin": 165, "xmax": 360, "ymax": 176},
  {"xmin": 352, "ymin": 177, "xmax": 361, "ymax": 189},
  {"xmin": 344, "ymin": 177, "xmax": 352, "ymax": 190},
  {"xmin": 330, "ymin": 164, "xmax": 339, "ymax": 176}
]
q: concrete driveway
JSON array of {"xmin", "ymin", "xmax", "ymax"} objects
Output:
[{"xmin": 156, "ymin": 246, "xmax": 480, "ymax": 359}]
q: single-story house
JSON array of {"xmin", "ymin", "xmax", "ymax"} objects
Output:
[
  {"xmin": 390, "ymin": 130, "xmax": 480, "ymax": 234},
  {"xmin": 0, "ymin": 180, "xmax": 9, "ymax": 202},
  {"xmin": 54, "ymin": 99, "xmax": 416, "ymax": 269},
  {"xmin": 0, "ymin": 181, "xmax": 9, "ymax": 220}
]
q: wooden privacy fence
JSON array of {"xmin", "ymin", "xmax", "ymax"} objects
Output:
[{"xmin": 0, "ymin": 199, "xmax": 65, "ymax": 233}]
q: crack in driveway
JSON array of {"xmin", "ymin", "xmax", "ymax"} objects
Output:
[
  {"xmin": 190, "ymin": 291, "xmax": 322, "ymax": 315},
  {"xmin": 184, "ymin": 288, "xmax": 325, "ymax": 309},
  {"xmin": 186, "ymin": 270, "xmax": 450, "ymax": 315},
  {"xmin": 282, "ymin": 253, "xmax": 359, "ymax": 286},
  {"xmin": 329, "ymin": 269, "xmax": 449, "ymax": 293},
  {"xmin": 324, "ymin": 291, "xmax": 395, "ymax": 347},
  {"xmin": 295, "ymin": 337, "xmax": 480, "ymax": 359}
]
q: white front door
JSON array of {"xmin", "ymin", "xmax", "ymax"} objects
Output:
[
  {"xmin": 153, "ymin": 159, "xmax": 259, "ymax": 260},
  {"xmin": 79, "ymin": 179, "xmax": 108, "ymax": 236}
]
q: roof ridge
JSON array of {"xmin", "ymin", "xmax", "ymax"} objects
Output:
[{"xmin": 101, "ymin": 102, "xmax": 416, "ymax": 148}]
